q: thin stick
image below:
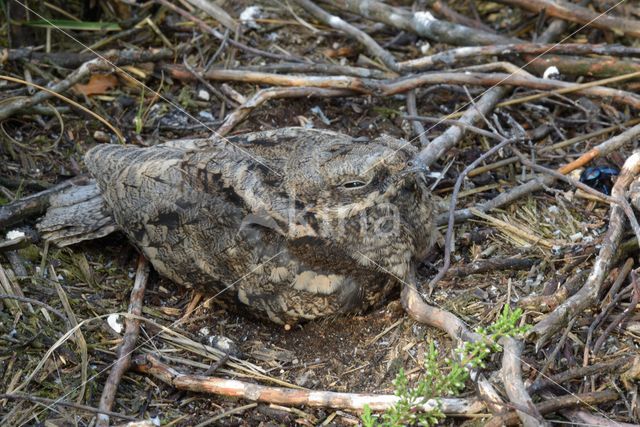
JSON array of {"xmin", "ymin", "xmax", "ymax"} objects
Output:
[
  {"xmin": 0, "ymin": 175, "xmax": 90, "ymax": 230},
  {"xmin": 217, "ymin": 87, "xmax": 356, "ymax": 136},
  {"xmin": 293, "ymin": 0, "xmax": 399, "ymax": 71},
  {"xmin": 485, "ymin": 390, "xmax": 618, "ymax": 426},
  {"xmin": 399, "ymin": 43, "xmax": 640, "ymax": 72},
  {"xmin": 447, "ymin": 121, "xmax": 640, "ymax": 225},
  {"xmin": 0, "ymin": 293, "xmax": 68, "ymax": 325},
  {"xmin": 490, "ymin": 0, "xmax": 640, "ymax": 38},
  {"xmin": 527, "ymin": 355, "xmax": 635, "ymax": 394},
  {"xmin": 132, "ymin": 353, "xmax": 483, "ymax": 414},
  {"xmin": 0, "ymin": 393, "xmax": 136, "ymax": 421},
  {"xmin": 592, "ymin": 271, "xmax": 640, "ymax": 353},
  {"xmin": 428, "ymin": 138, "xmax": 515, "ymax": 293},
  {"xmin": 96, "ymin": 257, "xmax": 150, "ymax": 427},
  {"xmin": 330, "ymin": 0, "xmax": 518, "ymax": 46},
  {"xmin": 405, "ymin": 90, "xmax": 428, "ymax": 146},
  {"xmin": 0, "ymin": 74, "xmax": 124, "ymax": 142},
  {"xmin": 500, "ymin": 337, "xmax": 548, "ymax": 426}
]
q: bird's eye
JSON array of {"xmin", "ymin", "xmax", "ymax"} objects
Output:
[{"xmin": 342, "ymin": 180, "xmax": 367, "ymax": 189}]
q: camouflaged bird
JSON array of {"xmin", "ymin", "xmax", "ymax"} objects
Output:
[{"xmin": 39, "ymin": 128, "xmax": 436, "ymax": 324}]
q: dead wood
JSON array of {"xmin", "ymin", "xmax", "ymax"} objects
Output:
[
  {"xmin": 294, "ymin": 0, "xmax": 399, "ymax": 71},
  {"xmin": 491, "ymin": 0, "xmax": 640, "ymax": 39},
  {"xmin": 329, "ymin": 0, "xmax": 519, "ymax": 46},
  {"xmin": 526, "ymin": 54, "xmax": 640, "ymax": 79},
  {"xmin": 96, "ymin": 257, "xmax": 149, "ymax": 427},
  {"xmin": 592, "ymin": 271, "xmax": 640, "ymax": 354},
  {"xmin": 519, "ymin": 270, "xmax": 589, "ymax": 313},
  {"xmin": 527, "ymin": 355, "xmax": 636, "ymax": 394},
  {"xmin": 0, "ymin": 294, "xmax": 68, "ymax": 325},
  {"xmin": 428, "ymin": 138, "xmax": 516, "ymax": 292},
  {"xmin": 216, "ymin": 87, "xmax": 357, "ymax": 136},
  {"xmin": 416, "ymin": 87, "xmax": 510, "ymax": 167},
  {"xmin": 432, "ymin": 1, "xmax": 496, "ymax": 32},
  {"xmin": 0, "ymin": 175, "xmax": 90, "ymax": 230},
  {"xmin": 485, "ymin": 390, "xmax": 619, "ymax": 426},
  {"xmin": 132, "ymin": 353, "xmax": 483, "ymax": 414},
  {"xmin": 183, "ymin": 0, "xmax": 238, "ymax": 33},
  {"xmin": 155, "ymin": 0, "xmax": 302, "ymax": 62},
  {"xmin": 399, "ymin": 43, "xmax": 640, "ymax": 73},
  {"xmin": 0, "ymin": 57, "xmax": 114, "ymax": 121},
  {"xmin": 400, "ymin": 285, "xmax": 481, "ymax": 343},
  {"xmin": 1, "ymin": 47, "xmax": 177, "ymax": 70},
  {"xmin": 165, "ymin": 65, "xmax": 640, "ymax": 110},
  {"xmin": 446, "ymin": 257, "xmax": 537, "ymax": 277},
  {"xmin": 560, "ymin": 409, "xmax": 639, "ymax": 427},
  {"xmin": 585, "ymin": 258, "xmax": 634, "ymax": 360},
  {"xmin": 500, "ymin": 337, "xmax": 548, "ymax": 426},
  {"xmin": 476, "ymin": 375, "xmax": 506, "ymax": 414}
]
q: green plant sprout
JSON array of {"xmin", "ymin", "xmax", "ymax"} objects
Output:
[{"xmin": 363, "ymin": 305, "xmax": 529, "ymax": 426}]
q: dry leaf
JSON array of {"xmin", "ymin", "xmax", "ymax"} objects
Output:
[{"xmin": 74, "ymin": 73, "xmax": 118, "ymax": 96}]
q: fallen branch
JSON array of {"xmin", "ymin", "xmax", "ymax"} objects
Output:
[
  {"xmin": 528, "ymin": 355, "xmax": 636, "ymax": 395},
  {"xmin": 500, "ymin": 337, "xmax": 548, "ymax": 426},
  {"xmin": 0, "ymin": 294, "xmax": 68, "ymax": 325},
  {"xmin": 183, "ymin": 0, "xmax": 238, "ymax": 32},
  {"xmin": 131, "ymin": 353, "xmax": 484, "ymax": 414},
  {"xmin": 428, "ymin": 137, "xmax": 516, "ymax": 292},
  {"xmin": 528, "ymin": 151, "xmax": 640, "ymax": 348},
  {"xmin": 400, "ymin": 285, "xmax": 481, "ymax": 343},
  {"xmin": 584, "ymin": 258, "xmax": 634, "ymax": 360},
  {"xmin": 446, "ymin": 257, "xmax": 537, "ymax": 277},
  {"xmin": 526, "ymin": 54, "xmax": 640, "ymax": 79},
  {"xmin": 485, "ymin": 390, "xmax": 619, "ymax": 426},
  {"xmin": 165, "ymin": 65, "xmax": 640, "ymax": 109},
  {"xmin": 592, "ymin": 271, "xmax": 640, "ymax": 354},
  {"xmin": 399, "ymin": 43, "xmax": 640, "ymax": 72},
  {"xmin": 0, "ymin": 57, "xmax": 113, "ymax": 121},
  {"xmin": 1, "ymin": 47, "xmax": 177, "ymax": 70},
  {"xmin": 217, "ymin": 87, "xmax": 357, "ymax": 136},
  {"xmin": 294, "ymin": 0, "xmax": 399, "ymax": 71},
  {"xmin": 97, "ymin": 257, "xmax": 150, "ymax": 427},
  {"xmin": 491, "ymin": 0, "xmax": 640, "ymax": 39},
  {"xmin": 560, "ymin": 408, "xmax": 639, "ymax": 427},
  {"xmin": 417, "ymin": 87, "xmax": 510, "ymax": 167},
  {"xmin": 329, "ymin": 0, "xmax": 518, "ymax": 46},
  {"xmin": 0, "ymin": 175, "xmax": 90, "ymax": 230},
  {"xmin": 519, "ymin": 271, "xmax": 589, "ymax": 314},
  {"xmin": 155, "ymin": 0, "xmax": 302, "ymax": 62}
]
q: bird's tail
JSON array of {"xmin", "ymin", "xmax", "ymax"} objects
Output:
[{"xmin": 37, "ymin": 179, "xmax": 118, "ymax": 247}]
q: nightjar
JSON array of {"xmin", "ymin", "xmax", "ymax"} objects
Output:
[{"xmin": 39, "ymin": 128, "xmax": 437, "ymax": 324}]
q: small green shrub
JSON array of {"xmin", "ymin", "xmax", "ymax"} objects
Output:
[{"xmin": 363, "ymin": 305, "xmax": 529, "ymax": 426}]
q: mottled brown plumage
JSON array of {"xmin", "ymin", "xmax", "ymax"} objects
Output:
[{"xmin": 42, "ymin": 128, "xmax": 436, "ymax": 324}]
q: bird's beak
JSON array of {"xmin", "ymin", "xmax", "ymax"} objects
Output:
[{"xmin": 399, "ymin": 157, "xmax": 428, "ymax": 182}]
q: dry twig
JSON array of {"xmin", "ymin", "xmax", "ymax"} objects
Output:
[
  {"xmin": 500, "ymin": 337, "xmax": 548, "ymax": 426},
  {"xmin": 97, "ymin": 257, "xmax": 150, "ymax": 427},
  {"xmin": 132, "ymin": 353, "xmax": 483, "ymax": 414},
  {"xmin": 491, "ymin": 0, "xmax": 640, "ymax": 39},
  {"xmin": 294, "ymin": 0, "xmax": 399, "ymax": 71}
]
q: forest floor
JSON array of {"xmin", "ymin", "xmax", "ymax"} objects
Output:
[{"xmin": 0, "ymin": 0, "xmax": 639, "ymax": 426}]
